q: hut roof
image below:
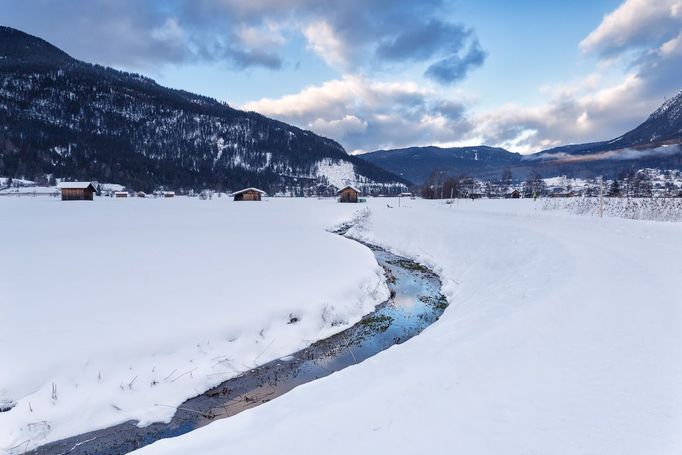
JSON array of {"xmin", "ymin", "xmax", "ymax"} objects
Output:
[
  {"xmin": 57, "ymin": 182, "xmax": 96, "ymax": 190},
  {"xmin": 229, "ymin": 187, "xmax": 267, "ymax": 197},
  {"xmin": 336, "ymin": 185, "xmax": 361, "ymax": 195}
]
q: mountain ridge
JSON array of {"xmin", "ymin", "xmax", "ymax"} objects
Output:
[
  {"xmin": 360, "ymin": 91, "xmax": 682, "ymax": 183},
  {"xmin": 0, "ymin": 26, "xmax": 406, "ymax": 193}
]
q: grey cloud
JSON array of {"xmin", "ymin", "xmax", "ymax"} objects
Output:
[
  {"xmin": 1, "ymin": 0, "xmax": 486, "ymax": 81},
  {"xmin": 0, "ymin": 0, "xmax": 287, "ymax": 71},
  {"xmin": 433, "ymin": 101, "xmax": 467, "ymax": 120},
  {"xmin": 376, "ymin": 20, "xmax": 470, "ymax": 62},
  {"xmin": 221, "ymin": 48, "xmax": 283, "ymax": 70},
  {"xmin": 425, "ymin": 38, "xmax": 486, "ymax": 84},
  {"xmin": 0, "ymin": 0, "xmax": 191, "ymax": 69}
]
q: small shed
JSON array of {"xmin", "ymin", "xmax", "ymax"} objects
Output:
[
  {"xmin": 136, "ymin": 191, "xmax": 146, "ymax": 198},
  {"xmin": 337, "ymin": 185, "xmax": 361, "ymax": 203},
  {"xmin": 57, "ymin": 182, "xmax": 97, "ymax": 201},
  {"xmin": 507, "ymin": 189, "xmax": 521, "ymax": 199},
  {"xmin": 163, "ymin": 191, "xmax": 176, "ymax": 198},
  {"xmin": 114, "ymin": 191, "xmax": 129, "ymax": 198},
  {"xmin": 230, "ymin": 187, "xmax": 266, "ymax": 201}
]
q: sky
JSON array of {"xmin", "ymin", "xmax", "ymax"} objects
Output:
[{"xmin": 2, "ymin": 0, "xmax": 681, "ymax": 154}]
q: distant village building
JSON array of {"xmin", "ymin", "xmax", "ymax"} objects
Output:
[
  {"xmin": 57, "ymin": 182, "xmax": 97, "ymax": 201},
  {"xmin": 136, "ymin": 191, "xmax": 146, "ymax": 198},
  {"xmin": 114, "ymin": 191, "xmax": 129, "ymax": 198},
  {"xmin": 230, "ymin": 187, "xmax": 266, "ymax": 201},
  {"xmin": 316, "ymin": 183, "xmax": 338, "ymax": 198},
  {"xmin": 163, "ymin": 191, "xmax": 176, "ymax": 198},
  {"xmin": 507, "ymin": 189, "xmax": 521, "ymax": 199},
  {"xmin": 337, "ymin": 185, "xmax": 361, "ymax": 203}
]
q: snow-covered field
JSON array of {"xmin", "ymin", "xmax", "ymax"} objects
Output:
[
  {"xmin": 128, "ymin": 198, "xmax": 682, "ymax": 455},
  {"xmin": 0, "ymin": 197, "xmax": 388, "ymax": 452}
]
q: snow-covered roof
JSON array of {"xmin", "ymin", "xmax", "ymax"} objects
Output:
[
  {"xmin": 57, "ymin": 182, "xmax": 96, "ymax": 190},
  {"xmin": 337, "ymin": 185, "xmax": 361, "ymax": 194},
  {"xmin": 229, "ymin": 187, "xmax": 267, "ymax": 196}
]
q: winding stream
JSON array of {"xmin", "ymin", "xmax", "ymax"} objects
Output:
[{"xmin": 28, "ymin": 233, "xmax": 447, "ymax": 455}]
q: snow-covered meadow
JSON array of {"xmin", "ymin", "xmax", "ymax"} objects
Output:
[
  {"xmin": 0, "ymin": 197, "xmax": 388, "ymax": 452},
  {"xmin": 129, "ymin": 198, "xmax": 682, "ymax": 455}
]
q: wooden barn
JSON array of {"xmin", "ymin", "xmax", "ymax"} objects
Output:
[
  {"xmin": 57, "ymin": 182, "xmax": 97, "ymax": 201},
  {"xmin": 337, "ymin": 185, "xmax": 361, "ymax": 203},
  {"xmin": 163, "ymin": 191, "xmax": 176, "ymax": 198},
  {"xmin": 230, "ymin": 187, "xmax": 266, "ymax": 201},
  {"xmin": 114, "ymin": 191, "xmax": 129, "ymax": 198},
  {"xmin": 507, "ymin": 189, "xmax": 521, "ymax": 199}
]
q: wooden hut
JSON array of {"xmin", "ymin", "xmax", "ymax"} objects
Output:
[
  {"xmin": 163, "ymin": 191, "xmax": 176, "ymax": 198},
  {"xmin": 114, "ymin": 191, "xmax": 129, "ymax": 198},
  {"xmin": 57, "ymin": 182, "xmax": 97, "ymax": 201},
  {"xmin": 337, "ymin": 185, "xmax": 361, "ymax": 203},
  {"xmin": 230, "ymin": 187, "xmax": 266, "ymax": 201},
  {"xmin": 507, "ymin": 189, "xmax": 521, "ymax": 199}
]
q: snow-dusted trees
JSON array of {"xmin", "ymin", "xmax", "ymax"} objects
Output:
[
  {"xmin": 608, "ymin": 179, "xmax": 622, "ymax": 197},
  {"xmin": 523, "ymin": 170, "xmax": 547, "ymax": 198}
]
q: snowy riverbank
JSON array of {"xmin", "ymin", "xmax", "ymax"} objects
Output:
[
  {"xmin": 132, "ymin": 198, "xmax": 682, "ymax": 455},
  {"xmin": 0, "ymin": 197, "xmax": 388, "ymax": 452}
]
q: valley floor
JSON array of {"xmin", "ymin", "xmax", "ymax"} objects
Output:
[
  {"xmin": 2, "ymin": 197, "xmax": 681, "ymax": 454},
  {"xmin": 133, "ymin": 198, "xmax": 682, "ymax": 455}
]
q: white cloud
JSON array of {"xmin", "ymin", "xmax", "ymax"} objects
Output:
[
  {"xmin": 302, "ymin": 20, "xmax": 349, "ymax": 69},
  {"xmin": 659, "ymin": 32, "xmax": 682, "ymax": 56},
  {"xmin": 580, "ymin": 0, "xmax": 682, "ymax": 54},
  {"xmin": 151, "ymin": 18, "xmax": 185, "ymax": 44},
  {"xmin": 236, "ymin": 22, "xmax": 286, "ymax": 49},
  {"xmin": 467, "ymin": 73, "xmax": 657, "ymax": 154},
  {"xmin": 242, "ymin": 75, "xmax": 471, "ymax": 151},
  {"xmin": 310, "ymin": 115, "xmax": 368, "ymax": 138}
]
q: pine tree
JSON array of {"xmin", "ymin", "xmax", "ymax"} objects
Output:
[{"xmin": 608, "ymin": 179, "xmax": 621, "ymax": 197}]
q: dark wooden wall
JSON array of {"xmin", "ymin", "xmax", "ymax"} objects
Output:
[
  {"xmin": 339, "ymin": 189, "xmax": 358, "ymax": 203},
  {"xmin": 61, "ymin": 188, "xmax": 94, "ymax": 201}
]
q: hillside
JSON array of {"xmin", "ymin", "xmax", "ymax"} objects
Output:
[
  {"xmin": 0, "ymin": 26, "xmax": 405, "ymax": 193},
  {"xmin": 361, "ymin": 145, "xmax": 521, "ymax": 184}
]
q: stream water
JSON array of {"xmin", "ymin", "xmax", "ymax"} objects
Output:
[{"xmin": 28, "ymin": 235, "xmax": 446, "ymax": 455}]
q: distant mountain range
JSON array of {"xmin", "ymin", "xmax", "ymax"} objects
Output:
[
  {"xmin": 361, "ymin": 91, "xmax": 682, "ymax": 184},
  {"xmin": 359, "ymin": 146, "xmax": 521, "ymax": 184},
  {"xmin": 0, "ymin": 26, "xmax": 405, "ymax": 193}
]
